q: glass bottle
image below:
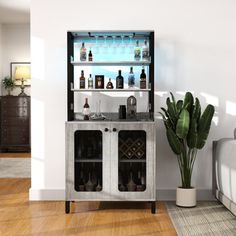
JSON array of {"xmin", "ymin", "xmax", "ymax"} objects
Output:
[
  {"xmin": 128, "ymin": 67, "xmax": 135, "ymax": 88},
  {"xmin": 80, "ymin": 42, "xmax": 87, "ymax": 61},
  {"xmin": 80, "ymin": 70, "xmax": 85, "ymax": 89},
  {"xmin": 83, "ymin": 98, "xmax": 90, "ymax": 120},
  {"xmin": 88, "ymin": 74, "xmax": 93, "ymax": 89},
  {"xmin": 88, "ymin": 49, "xmax": 93, "ymax": 61},
  {"xmin": 134, "ymin": 40, "xmax": 141, "ymax": 61},
  {"xmin": 106, "ymin": 78, "xmax": 114, "ymax": 89},
  {"xmin": 140, "ymin": 68, "xmax": 146, "ymax": 89},
  {"xmin": 116, "ymin": 70, "xmax": 124, "ymax": 89},
  {"xmin": 142, "ymin": 40, "xmax": 149, "ymax": 61}
]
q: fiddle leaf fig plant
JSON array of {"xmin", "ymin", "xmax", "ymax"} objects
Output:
[
  {"xmin": 159, "ymin": 92, "xmax": 215, "ymax": 188},
  {"xmin": 2, "ymin": 76, "xmax": 15, "ymax": 95}
]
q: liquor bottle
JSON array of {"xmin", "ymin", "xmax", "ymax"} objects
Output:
[
  {"xmin": 80, "ymin": 42, "xmax": 87, "ymax": 61},
  {"xmin": 140, "ymin": 68, "xmax": 146, "ymax": 89},
  {"xmin": 80, "ymin": 70, "xmax": 85, "ymax": 89},
  {"xmin": 116, "ymin": 70, "xmax": 124, "ymax": 89},
  {"xmin": 83, "ymin": 98, "xmax": 90, "ymax": 120},
  {"xmin": 142, "ymin": 40, "xmax": 149, "ymax": 61},
  {"xmin": 106, "ymin": 78, "xmax": 114, "ymax": 89},
  {"xmin": 128, "ymin": 67, "xmax": 135, "ymax": 88},
  {"xmin": 134, "ymin": 40, "xmax": 141, "ymax": 61},
  {"xmin": 88, "ymin": 74, "xmax": 93, "ymax": 89},
  {"xmin": 88, "ymin": 49, "xmax": 93, "ymax": 61}
]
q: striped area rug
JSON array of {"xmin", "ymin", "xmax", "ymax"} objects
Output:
[{"xmin": 166, "ymin": 201, "xmax": 236, "ymax": 236}]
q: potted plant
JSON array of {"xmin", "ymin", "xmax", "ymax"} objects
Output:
[
  {"xmin": 159, "ymin": 92, "xmax": 214, "ymax": 207},
  {"xmin": 2, "ymin": 76, "xmax": 15, "ymax": 96}
]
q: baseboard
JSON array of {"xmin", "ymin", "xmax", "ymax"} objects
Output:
[
  {"xmin": 157, "ymin": 189, "xmax": 215, "ymax": 201},
  {"xmin": 29, "ymin": 188, "xmax": 65, "ymax": 200},
  {"xmin": 29, "ymin": 188, "xmax": 215, "ymax": 201}
]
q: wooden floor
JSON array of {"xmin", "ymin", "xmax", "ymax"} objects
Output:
[
  {"xmin": 0, "ymin": 153, "xmax": 31, "ymax": 158},
  {"xmin": 0, "ymin": 179, "xmax": 177, "ymax": 236}
]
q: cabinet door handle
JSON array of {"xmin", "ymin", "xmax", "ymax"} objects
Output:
[
  {"xmin": 113, "ymin": 128, "xmax": 117, "ymax": 132},
  {"xmin": 104, "ymin": 128, "xmax": 109, "ymax": 132}
]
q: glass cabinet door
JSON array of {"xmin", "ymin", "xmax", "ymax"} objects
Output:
[
  {"xmin": 110, "ymin": 123, "xmax": 155, "ymax": 200},
  {"xmin": 74, "ymin": 130, "xmax": 103, "ymax": 192}
]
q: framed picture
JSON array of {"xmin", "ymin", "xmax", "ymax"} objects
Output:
[
  {"xmin": 10, "ymin": 62, "xmax": 31, "ymax": 86},
  {"xmin": 95, "ymin": 75, "xmax": 104, "ymax": 89}
]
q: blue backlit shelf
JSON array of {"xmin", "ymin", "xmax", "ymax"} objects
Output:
[{"xmin": 71, "ymin": 61, "xmax": 151, "ymax": 66}]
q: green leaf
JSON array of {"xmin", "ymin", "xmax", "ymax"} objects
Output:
[
  {"xmin": 166, "ymin": 128, "xmax": 183, "ymax": 155},
  {"xmin": 183, "ymin": 92, "xmax": 193, "ymax": 112},
  {"xmin": 196, "ymin": 105, "xmax": 215, "ymax": 149},
  {"xmin": 176, "ymin": 109, "xmax": 190, "ymax": 139},
  {"xmin": 187, "ymin": 118, "xmax": 198, "ymax": 148},
  {"xmin": 192, "ymin": 98, "xmax": 201, "ymax": 121},
  {"xmin": 176, "ymin": 100, "xmax": 183, "ymax": 112}
]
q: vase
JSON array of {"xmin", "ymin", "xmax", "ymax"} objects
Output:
[{"xmin": 176, "ymin": 187, "xmax": 196, "ymax": 207}]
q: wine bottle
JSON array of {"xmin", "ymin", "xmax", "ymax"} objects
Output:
[
  {"xmin": 80, "ymin": 42, "xmax": 87, "ymax": 61},
  {"xmin": 83, "ymin": 98, "xmax": 90, "ymax": 120},
  {"xmin": 80, "ymin": 70, "xmax": 85, "ymax": 89},
  {"xmin": 140, "ymin": 68, "xmax": 146, "ymax": 89},
  {"xmin": 88, "ymin": 74, "xmax": 93, "ymax": 89},
  {"xmin": 78, "ymin": 169, "xmax": 85, "ymax": 191},
  {"xmin": 142, "ymin": 40, "xmax": 149, "ymax": 61},
  {"xmin": 88, "ymin": 49, "xmax": 93, "ymax": 61},
  {"xmin": 116, "ymin": 70, "xmax": 124, "ymax": 89},
  {"xmin": 128, "ymin": 67, "xmax": 135, "ymax": 88},
  {"xmin": 106, "ymin": 78, "xmax": 114, "ymax": 89},
  {"xmin": 134, "ymin": 40, "xmax": 141, "ymax": 61}
]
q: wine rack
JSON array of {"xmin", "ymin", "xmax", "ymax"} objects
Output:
[{"xmin": 66, "ymin": 31, "xmax": 156, "ymax": 214}]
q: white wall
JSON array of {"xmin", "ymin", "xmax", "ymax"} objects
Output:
[
  {"xmin": 30, "ymin": 0, "xmax": 236, "ymax": 200},
  {"xmin": 1, "ymin": 23, "xmax": 30, "ymax": 95}
]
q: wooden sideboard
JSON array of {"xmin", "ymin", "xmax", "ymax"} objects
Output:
[{"xmin": 0, "ymin": 96, "xmax": 31, "ymax": 152}]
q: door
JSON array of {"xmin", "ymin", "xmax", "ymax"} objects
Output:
[
  {"xmin": 110, "ymin": 122, "xmax": 156, "ymax": 201},
  {"xmin": 66, "ymin": 122, "xmax": 111, "ymax": 200}
]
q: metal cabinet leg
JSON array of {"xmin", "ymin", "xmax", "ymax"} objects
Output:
[
  {"xmin": 65, "ymin": 201, "xmax": 70, "ymax": 214},
  {"xmin": 151, "ymin": 201, "xmax": 156, "ymax": 214}
]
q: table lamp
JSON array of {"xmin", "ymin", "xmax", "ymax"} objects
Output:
[{"xmin": 14, "ymin": 66, "xmax": 30, "ymax": 96}]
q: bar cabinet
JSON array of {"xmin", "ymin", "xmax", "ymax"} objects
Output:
[{"xmin": 66, "ymin": 31, "xmax": 156, "ymax": 213}]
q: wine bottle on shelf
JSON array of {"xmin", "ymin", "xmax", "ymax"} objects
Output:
[
  {"xmin": 80, "ymin": 70, "xmax": 85, "ymax": 89},
  {"xmin": 128, "ymin": 67, "xmax": 135, "ymax": 88},
  {"xmin": 96, "ymin": 178, "xmax": 102, "ymax": 192},
  {"xmin": 140, "ymin": 68, "xmax": 146, "ymax": 89},
  {"xmin": 134, "ymin": 40, "xmax": 141, "ymax": 61},
  {"xmin": 136, "ymin": 171, "xmax": 143, "ymax": 191},
  {"xmin": 116, "ymin": 70, "xmax": 124, "ymax": 89},
  {"xmin": 88, "ymin": 49, "xmax": 93, "ymax": 61},
  {"xmin": 127, "ymin": 172, "xmax": 136, "ymax": 191},
  {"xmin": 88, "ymin": 74, "xmax": 93, "ymax": 89},
  {"xmin": 80, "ymin": 42, "xmax": 87, "ymax": 61},
  {"xmin": 106, "ymin": 78, "xmax": 114, "ymax": 89},
  {"xmin": 83, "ymin": 98, "xmax": 90, "ymax": 120},
  {"xmin": 85, "ymin": 172, "xmax": 95, "ymax": 191},
  {"xmin": 78, "ymin": 168, "xmax": 85, "ymax": 191},
  {"xmin": 142, "ymin": 40, "xmax": 149, "ymax": 61}
]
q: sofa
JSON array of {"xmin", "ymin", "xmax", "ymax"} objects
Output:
[{"xmin": 213, "ymin": 132, "xmax": 236, "ymax": 216}]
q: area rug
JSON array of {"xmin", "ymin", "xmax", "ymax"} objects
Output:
[{"xmin": 166, "ymin": 201, "xmax": 236, "ymax": 236}]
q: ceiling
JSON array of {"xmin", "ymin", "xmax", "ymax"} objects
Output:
[{"xmin": 0, "ymin": 0, "xmax": 30, "ymax": 23}]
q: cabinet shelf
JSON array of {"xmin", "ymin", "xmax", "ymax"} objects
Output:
[
  {"xmin": 71, "ymin": 88, "xmax": 151, "ymax": 92},
  {"xmin": 119, "ymin": 159, "xmax": 146, "ymax": 163},
  {"xmin": 75, "ymin": 159, "xmax": 102, "ymax": 163},
  {"xmin": 71, "ymin": 61, "xmax": 151, "ymax": 66}
]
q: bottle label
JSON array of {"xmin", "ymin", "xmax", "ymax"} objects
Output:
[
  {"xmin": 134, "ymin": 48, "xmax": 141, "ymax": 61},
  {"xmin": 142, "ymin": 49, "xmax": 149, "ymax": 60},
  {"xmin": 140, "ymin": 79, "xmax": 146, "ymax": 89},
  {"xmin": 80, "ymin": 80, "xmax": 85, "ymax": 88},
  {"xmin": 80, "ymin": 49, "xmax": 86, "ymax": 61},
  {"xmin": 128, "ymin": 75, "xmax": 135, "ymax": 87},
  {"xmin": 88, "ymin": 81, "xmax": 93, "ymax": 88}
]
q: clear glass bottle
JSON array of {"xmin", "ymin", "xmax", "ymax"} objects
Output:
[
  {"xmin": 80, "ymin": 42, "xmax": 87, "ymax": 61},
  {"xmin": 128, "ymin": 67, "xmax": 135, "ymax": 88},
  {"xmin": 116, "ymin": 70, "xmax": 124, "ymax": 89},
  {"xmin": 140, "ymin": 68, "xmax": 146, "ymax": 89},
  {"xmin": 142, "ymin": 40, "xmax": 149, "ymax": 61},
  {"xmin": 80, "ymin": 70, "xmax": 85, "ymax": 89},
  {"xmin": 83, "ymin": 98, "xmax": 90, "ymax": 120},
  {"xmin": 134, "ymin": 40, "xmax": 141, "ymax": 61},
  {"xmin": 106, "ymin": 78, "xmax": 114, "ymax": 89},
  {"xmin": 88, "ymin": 74, "xmax": 93, "ymax": 89}
]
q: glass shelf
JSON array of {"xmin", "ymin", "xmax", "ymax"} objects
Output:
[
  {"xmin": 119, "ymin": 159, "xmax": 146, "ymax": 163},
  {"xmin": 75, "ymin": 159, "xmax": 102, "ymax": 163},
  {"xmin": 71, "ymin": 88, "xmax": 151, "ymax": 92},
  {"xmin": 71, "ymin": 61, "xmax": 151, "ymax": 66}
]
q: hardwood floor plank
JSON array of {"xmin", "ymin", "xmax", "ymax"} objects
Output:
[
  {"xmin": 0, "ymin": 153, "xmax": 31, "ymax": 158},
  {"xmin": 0, "ymin": 179, "xmax": 177, "ymax": 236}
]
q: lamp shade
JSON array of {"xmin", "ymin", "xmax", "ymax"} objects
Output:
[{"xmin": 14, "ymin": 66, "xmax": 30, "ymax": 80}]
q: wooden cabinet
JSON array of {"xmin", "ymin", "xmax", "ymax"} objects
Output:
[{"xmin": 0, "ymin": 96, "xmax": 31, "ymax": 152}]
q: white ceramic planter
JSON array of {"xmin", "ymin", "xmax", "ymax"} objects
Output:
[{"xmin": 176, "ymin": 187, "xmax": 196, "ymax": 207}]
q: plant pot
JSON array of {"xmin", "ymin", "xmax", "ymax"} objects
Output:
[{"xmin": 176, "ymin": 187, "xmax": 196, "ymax": 207}]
